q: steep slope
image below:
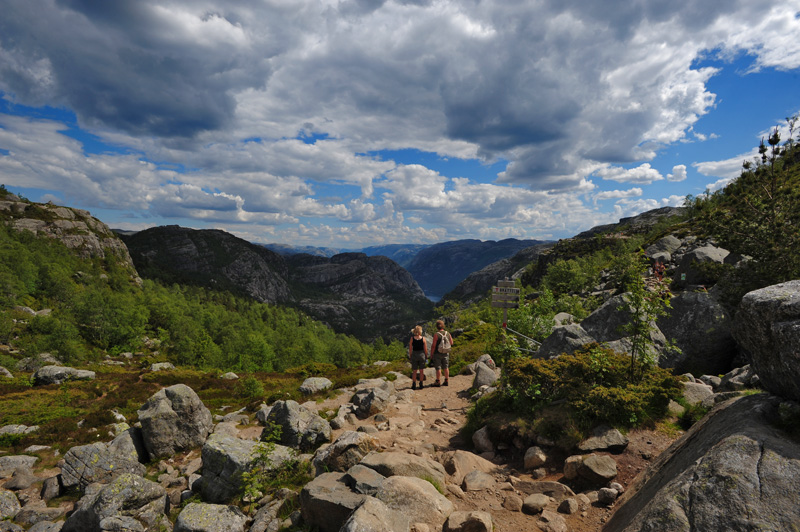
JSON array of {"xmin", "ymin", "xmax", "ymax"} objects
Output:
[
  {"xmin": 287, "ymin": 252, "xmax": 432, "ymax": 339},
  {"xmin": 359, "ymin": 243, "xmax": 430, "ymax": 268},
  {"xmin": 123, "ymin": 226, "xmax": 292, "ymax": 304},
  {"xmin": 406, "ymin": 238, "xmax": 549, "ymax": 299}
]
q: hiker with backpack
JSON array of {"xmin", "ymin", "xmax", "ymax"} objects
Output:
[
  {"xmin": 430, "ymin": 319, "xmax": 453, "ymax": 387},
  {"xmin": 408, "ymin": 325, "xmax": 429, "ymax": 390}
]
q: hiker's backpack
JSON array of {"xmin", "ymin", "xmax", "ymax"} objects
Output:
[{"xmin": 437, "ymin": 331, "xmax": 451, "ymax": 354}]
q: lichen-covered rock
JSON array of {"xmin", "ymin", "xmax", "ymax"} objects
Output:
[
  {"xmin": 61, "ymin": 474, "xmax": 167, "ymax": 532},
  {"xmin": 351, "ymin": 386, "xmax": 393, "ymax": 419},
  {"xmin": 0, "ymin": 489, "xmax": 21, "ymax": 520},
  {"xmin": 198, "ymin": 433, "xmax": 294, "ymax": 503},
  {"xmin": 300, "ymin": 377, "xmax": 333, "ymax": 395},
  {"xmin": 0, "ymin": 455, "xmax": 38, "ymax": 471},
  {"xmin": 733, "ymin": 280, "xmax": 800, "ymax": 401},
  {"xmin": 264, "ymin": 400, "xmax": 331, "ymax": 452},
  {"xmin": 605, "ymin": 395, "xmax": 800, "ymax": 532},
  {"xmin": 137, "ymin": 384, "xmax": 213, "ymax": 459},
  {"xmin": 32, "ymin": 365, "xmax": 95, "ymax": 386},
  {"xmin": 376, "ymin": 476, "xmax": 454, "ymax": 530},
  {"xmin": 173, "ymin": 503, "xmax": 248, "ymax": 532}
]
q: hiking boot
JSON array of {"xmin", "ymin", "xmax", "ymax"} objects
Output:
[
  {"xmin": 419, "ymin": 383, "xmax": 423, "ymax": 389},
  {"xmin": 411, "ymin": 382, "xmax": 417, "ymax": 390},
  {"xmin": 433, "ymin": 381, "xmax": 441, "ymax": 387},
  {"xmin": 443, "ymin": 379, "xmax": 449, "ymax": 386}
]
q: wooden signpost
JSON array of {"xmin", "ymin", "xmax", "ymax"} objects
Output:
[{"xmin": 491, "ymin": 279, "xmax": 519, "ymax": 327}]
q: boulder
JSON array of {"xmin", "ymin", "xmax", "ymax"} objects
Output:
[
  {"xmin": 0, "ymin": 456, "xmax": 38, "ymax": 471},
  {"xmin": 61, "ymin": 473, "xmax": 168, "ymax": 532},
  {"xmin": 440, "ymin": 450, "xmax": 496, "ymax": 486},
  {"xmin": 360, "ymin": 451, "xmax": 447, "ymax": 487},
  {"xmin": 15, "ymin": 353, "xmax": 61, "ymax": 372},
  {"xmin": 300, "ymin": 472, "xmax": 367, "ymax": 532},
  {"xmin": 344, "ymin": 464, "xmax": 386, "ymax": 496},
  {"xmin": 249, "ymin": 489, "xmax": 297, "ymax": 532},
  {"xmin": 475, "ymin": 354, "xmax": 496, "ymax": 370},
  {"xmin": 523, "ymin": 446, "xmax": 547, "ymax": 469},
  {"xmin": 376, "ymin": 476, "xmax": 454, "ymax": 530},
  {"xmin": 471, "ymin": 426, "xmax": 494, "ymax": 454},
  {"xmin": 351, "ymin": 386, "xmax": 393, "ymax": 419},
  {"xmin": 581, "ymin": 294, "xmax": 667, "ymax": 354},
  {"xmin": 312, "ymin": 430, "xmax": 379, "ymax": 475},
  {"xmin": 462, "ymin": 470, "xmax": 495, "ymax": 491},
  {"xmin": 11, "ymin": 508, "xmax": 64, "ymax": 527},
  {"xmin": 444, "ymin": 511, "xmax": 493, "ymax": 532},
  {"xmin": 681, "ymin": 382, "xmax": 714, "ymax": 406},
  {"xmin": 220, "ymin": 372, "xmax": 239, "ymax": 380},
  {"xmin": 199, "ymin": 433, "xmax": 294, "ymax": 503},
  {"xmin": 341, "ymin": 496, "xmax": 410, "ymax": 532},
  {"xmin": 509, "ymin": 478, "xmax": 575, "ymax": 502},
  {"xmin": 522, "ymin": 493, "xmax": 550, "ymax": 514},
  {"xmin": 173, "ymin": 503, "xmax": 248, "ymax": 532},
  {"xmin": 300, "ymin": 377, "xmax": 333, "ymax": 395},
  {"xmin": 673, "ymin": 245, "xmax": 730, "ymax": 287},
  {"xmin": 264, "ymin": 400, "xmax": 331, "ymax": 451},
  {"xmin": 137, "ymin": 384, "xmax": 213, "ymax": 459},
  {"xmin": 149, "ymin": 362, "xmax": 175, "ymax": 372},
  {"xmin": 32, "ymin": 365, "xmax": 95, "ymax": 385},
  {"xmin": 40, "ymin": 476, "xmax": 61, "ymax": 501},
  {"xmin": 605, "ymin": 394, "xmax": 800, "ymax": 532},
  {"xmin": 538, "ymin": 509, "xmax": 569, "ymax": 532},
  {"xmin": 656, "ymin": 291, "xmax": 736, "ymax": 375},
  {"xmin": 577, "ymin": 425, "xmax": 629, "ymax": 453},
  {"xmin": 733, "ymin": 280, "xmax": 800, "ymax": 401},
  {"xmin": 0, "ymin": 366, "xmax": 12, "ymax": 379},
  {"xmin": 718, "ymin": 365, "xmax": 757, "ymax": 392},
  {"xmin": 4, "ymin": 468, "xmax": 37, "ymax": 490},
  {"xmin": 0, "ymin": 489, "xmax": 21, "ymax": 519},
  {"xmin": 471, "ymin": 362, "xmax": 498, "ymax": 389},
  {"xmin": 537, "ymin": 324, "xmax": 596, "ymax": 358},
  {"xmin": 577, "ymin": 454, "xmax": 617, "ymax": 486},
  {"xmin": 645, "ymin": 235, "xmax": 682, "ymax": 258}
]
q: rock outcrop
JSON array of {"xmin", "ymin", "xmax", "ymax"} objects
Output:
[
  {"xmin": 732, "ymin": 280, "xmax": 800, "ymax": 402},
  {"xmin": 604, "ymin": 394, "xmax": 800, "ymax": 532}
]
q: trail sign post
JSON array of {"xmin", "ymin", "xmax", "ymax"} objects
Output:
[{"xmin": 491, "ymin": 279, "xmax": 520, "ymax": 327}]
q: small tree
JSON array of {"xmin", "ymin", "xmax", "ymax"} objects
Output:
[{"xmin": 616, "ymin": 253, "xmax": 672, "ymax": 382}]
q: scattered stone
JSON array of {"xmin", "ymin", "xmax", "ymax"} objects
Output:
[
  {"xmin": 682, "ymin": 381, "xmax": 714, "ymax": 406},
  {"xmin": 220, "ymin": 372, "xmax": 239, "ymax": 380},
  {"xmin": 461, "ymin": 470, "xmax": 495, "ymax": 491},
  {"xmin": 340, "ymin": 496, "xmax": 410, "ymax": 532},
  {"xmin": 577, "ymin": 454, "xmax": 618, "ymax": 486},
  {"xmin": 300, "ymin": 472, "xmax": 367, "ymax": 532},
  {"xmin": 472, "ymin": 362, "xmax": 498, "ymax": 389},
  {"xmin": 15, "ymin": 353, "xmax": 61, "ymax": 372},
  {"xmin": 0, "ymin": 367, "xmax": 12, "ymax": 379},
  {"xmin": 0, "ymin": 456, "xmax": 38, "ymax": 472},
  {"xmin": 557, "ymin": 497, "xmax": 579, "ymax": 514},
  {"xmin": 503, "ymin": 494, "xmax": 523, "ymax": 512},
  {"xmin": 4, "ymin": 468, "xmax": 37, "ymax": 490},
  {"xmin": 149, "ymin": 362, "xmax": 175, "ymax": 372},
  {"xmin": 376, "ymin": 476, "xmax": 454, "ymax": 531},
  {"xmin": 471, "ymin": 426, "xmax": 494, "ymax": 454},
  {"xmin": 440, "ymin": 450, "xmax": 496, "ymax": 486},
  {"xmin": 524, "ymin": 446, "xmax": 547, "ymax": 469},
  {"xmin": 313, "ymin": 431, "xmax": 379, "ymax": 475},
  {"xmin": 538, "ymin": 509, "xmax": 570, "ymax": 532},
  {"xmin": 361, "ymin": 451, "xmax": 446, "ymax": 487},
  {"xmin": 522, "ymin": 493, "xmax": 550, "ymax": 514},
  {"xmin": 343, "ymin": 464, "xmax": 386, "ymax": 496},
  {"xmin": 577, "ymin": 425, "xmax": 629, "ymax": 453},
  {"xmin": 598, "ymin": 487, "xmax": 619, "ymax": 505},
  {"xmin": 0, "ymin": 489, "xmax": 21, "ymax": 520},
  {"xmin": 40, "ymin": 476, "xmax": 62, "ymax": 501}
]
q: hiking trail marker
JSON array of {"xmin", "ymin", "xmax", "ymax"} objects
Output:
[{"xmin": 491, "ymin": 279, "xmax": 520, "ymax": 327}]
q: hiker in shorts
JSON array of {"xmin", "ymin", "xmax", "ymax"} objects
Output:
[
  {"xmin": 430, "ymin": 319, "xmax": 453, "ymax": 387},
  {"xmin": 408, "ymin": 325, "xmax": 428, "ymax": 390}
]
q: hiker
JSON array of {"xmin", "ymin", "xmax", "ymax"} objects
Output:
[
  {"xmin": 430, "ymin": 319, "xmax": 453, "ymax": 387},
  {"xmin": 408, "ymin": 325, "xmax": 428, "ymax": 390},
  {"xmin": 654, "ymin": 258, "xmax": 666, "ymax": 282}
]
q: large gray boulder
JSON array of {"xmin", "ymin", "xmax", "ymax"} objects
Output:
[
  {"xmin": 312, "ymin": 430, "xmax": 379, "ymax": 475},
  {"xmin": 0, "ymin": 490, "xmax": 21, "ymax": 520},
  {"xmin": 300, "ymin": 472, "xmax": 368, "ymax": 532},
  {"xmin": 299, "ymin": 377, "xmax": 333, "ymax": 395},
  {"xmin": 581, "ymin": 294, "xmax": 667, "ymax": 353},
  {"xmin": 61, "ymin": 473, "xmax": 168, "ymax": 532},
  {"xmin": 360, "ymin": 451, "xmax": 447, "ymax": 487},
  {"xmin": 537, "ymin": 323, "xmax": 596, "ymax": 358},
  {"xmin": 15, "ymin": 353, "xmax": 61, "ymax": 372},
  {"xmin": 341, "ymin": 496, "xmax": 410, "ymax": 532},
  {"xmin": 174, "ymin": 503, "xmax": 248, "ymax": 532},
  {"xmin": 351, "ymin": 386, "xmax": 393, "ymax": 419},
  {"xmin": 0, "ymin": 456, "xmax": 38, "ymax": 471},
  {"xmin": 61, "ymin": 430, "xmax": 147, "ymax": 489},
  {"xmin": 656, "ymin": 291, "xmax": 736, "ymax": 375},
  {"xmin": 198, "ymin": 433, "xmax": 294, "ymax": 504},
  {"xmin": 471, "ymin": 362, "xmax": 498, "ymax": 389},
  {"xmin": 673, "ymin": 245, "xmax": 730, "ymax": 288},
  {"xmin": 440, "ymin": 450, "xmax": 497, "ymax": 486},
  {"xmin": 137, "ymin": 384, "xmax": 213, "ymax": 459},
  {"xmin": 264, "ymin": 400, "xmax": 331, "ymax": 451},
  {"xmin": 733, "ymin": 280, "xmax": 800, "ymax": 401},
  {"xmin": 577, "ymin": 425, "xmax": 629, "ymax": 453},
  {"xmin": 605, "ymin": 394, "xmax": 800, "ymax": 532},
  {"xmin": 32, "ymin": 365, "xmax": 95, "ymax": 386},
  {"xmin": 645, "ymin": 235, "xmax": 682, "ymax": 258},
  {"xmin": 376, "ymin": 476, "xmax": 454, "ymax": 530}
]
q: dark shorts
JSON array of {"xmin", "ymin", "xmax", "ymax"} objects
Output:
[
  {"xmin": 410, "ymin": 350, "xmax": 427, "ymax": 370},
  {"xmin": 432, "ymin": 352, "xmax": 449, "ymax": 369}
]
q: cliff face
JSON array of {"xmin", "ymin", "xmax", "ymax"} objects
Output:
[
  {"xmin": 287, "ymin": 252, "xmax": 432, "ymax": 339},
  {"xmin": 123, "ymin": 226, "xmax": 291, "ymax": 304},
  {"xmin": 124, "ymin": 229, "xmax": 432, "ymax": 341},
  {"xmin": 0, "ymin": 194, "xmax": 139, "ymax": 281}
]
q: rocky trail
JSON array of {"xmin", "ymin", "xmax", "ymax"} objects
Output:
[{"xmin": 306, "ymin": 366, "xmax": 677, "ymax": 532}]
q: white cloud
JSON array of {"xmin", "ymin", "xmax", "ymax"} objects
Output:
[
  {"xmin": 595, "ymin": 164, "xmax": 664, "ymax": 185},
  {"xmin": 593, "ymin": 188, "xmax": 643, "ymax": 203},
  {"xmin": 667, "ymin": 164, "xmax": 687, "ymax": 182}
]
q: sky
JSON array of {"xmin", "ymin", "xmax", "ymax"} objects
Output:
[{"xmin": 1, "ymin": 1, "xmax": 799, "ymax": 248}]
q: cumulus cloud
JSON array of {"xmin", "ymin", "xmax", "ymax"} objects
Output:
[
  {"xmin": 667, "ymin": 164, "xmax": 687, "ymax": 182},
  {"xmin": 2, "ymin": 1, "xmax": 800, "ymax": 245},
  {"xmin": 595, "ymin": 164, "xmax": 664, "ymax": 185}
]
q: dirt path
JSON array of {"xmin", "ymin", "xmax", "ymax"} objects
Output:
[{"xmin": 310, "ymin": 367, "xmax": 678, "ymax": 532}]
